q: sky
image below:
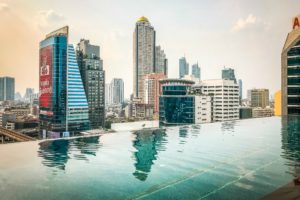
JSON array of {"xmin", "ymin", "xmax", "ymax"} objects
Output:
[{"xmin": 0, "ymin": 0, "xmax": 299, "ymax": 99}]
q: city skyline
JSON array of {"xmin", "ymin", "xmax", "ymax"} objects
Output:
[{"xmin": 0, "ymin": 0, "xmax": 299, "ymax": 99}]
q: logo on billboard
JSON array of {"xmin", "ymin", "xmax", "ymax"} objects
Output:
[
  {"xmin": 293, "ymin": 16, "xmax": 300, "ymax": 30},
  {"xmin": 40, "ymin": 58, "xmax": 50, "ymax": 76}
]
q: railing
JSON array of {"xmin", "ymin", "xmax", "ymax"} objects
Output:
[{"xmin": 0, "ymin": 127, "xmax": 35, "ymax": 142}]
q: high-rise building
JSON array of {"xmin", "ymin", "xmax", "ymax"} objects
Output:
[
  {"xmin": 179, "ymin": 57, "xmax": 189, "ymax": 78},
  {"xmin": 155, "ymin": 46, "xmax": 168, "ymax": 76},
  {"xmin": 105, "ymin": 83, "xmax": 110, "ymax": 106},
  {"xmin": 274, "ymin": 90, "xmax": 282, "ymax": 116},
  {"xmin": 191, "ymin": 63, "xmax": 201, "ymax": 79},
  {"xmin": 0, "ymin": 77, "xmax": 15, "ymax": 101},
  {"xmin": 144, "ymin": 73, "xmax": 166, "ymax": 113},
  {"xmin": 193, "ymin": 79, "xmax": 240, "ymax": 122},
  {"xmin": 238, "ymin": 79, "xmax": 243, "ymax": 99},
  {"xmin": 133, "ymin": 16, "xmax": 155, "ymax": 101},
  {"xmin": 248, "ymin": 89, "xmax": 269, "ymax": 108},
  {"xmin": 24, "ymin": 88, "xmax": 34, "ymax": 103},
  {"xmin": 282, "ymin": 15, "xmax": 300, "ymax": 115},
  {"xmin": 77, "ymin": 39, "xmax": 105, "ymax": 129},
  {"xmin": 39, "ymin": 26, "xmax": 89, "ymax": 134},
  {"xmin": 222, "ymin": 67, "xmax": 237, "ymax": 83},
  {"xmin": 110, "ymin": 78, "xmax": 124, "ymax": 105},
  {"xmin": 159, "ymin": 79, "xmax": 212, "ymax": 125}
]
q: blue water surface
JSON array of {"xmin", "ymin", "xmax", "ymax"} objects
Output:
[{"xmin": 0, "ymin": 116, "xmax": 300, "ymax": 200}]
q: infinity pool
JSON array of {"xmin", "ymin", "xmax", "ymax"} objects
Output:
[{"xmin": 1, "ymin": 116, "xmax": 300, "ymax": 200}]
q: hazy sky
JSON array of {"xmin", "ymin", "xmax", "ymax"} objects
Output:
[{"xmin": 0, "ymin": 0, "xmax": 299, "ymax": 99}]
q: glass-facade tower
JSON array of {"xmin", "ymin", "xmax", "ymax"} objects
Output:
[
  {"xmin": 282, "ymin": 17, "xmax": 300, "ymax": 115},
  {"xmin": 0, "ymin": 76, "xmax": 15, "ymax": 101},
  {"xmin": 39, "ymin": 26, "xmax": 89, "ymax": 134}
]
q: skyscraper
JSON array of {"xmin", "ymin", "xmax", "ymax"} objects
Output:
[
  {"xmin": 77, "ymin": 39, "xmax": 105, "ymax": 129},
  {"xmin": 0, "ymin": 77, "xmax": 15, "ymax": 101},
  {"xmin": 179, "ymin": 57, "xmax": 189, "ymax": 78},
  {"xmin": 155, "ymin": 46, "xmax": 168, "ymax": 76},
  {"xmin": 191, "ymin": 63, "xmax": 201, "ymax": 79},
  {"xmin": 133, "ymin": 16, "xmax": 155, "ymax": 101},
  {"xmin": 39, "ymin": 26, "xmax": 89, "ymax": 134},
  {"xmin": 24, "ymin": 88, "xmax": 34, "ymax": 102},
  {"xmin": 222, "ymin": 67, "xmax": 237, "ymax": 83},
  {"xmin": 238, "ymin": 79, "xmax": 243, "ymax": 99},
  {"xmin": 110, "ymin": 78, "xmax": 124, "ymax": 105},
  {"xmin": 282, "ymin": 15, "xmax": 300, "ymax": 115}
]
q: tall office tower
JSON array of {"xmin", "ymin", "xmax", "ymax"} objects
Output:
[
  {"xmin": 105, "ymin": 83, "xmax": 110, "ymax": 106},
  {"xmin": 24, "ymin": 88, "xmax": 34, "ymax": 102},
  {"xmin": 238, "ymin": 79, "xmax": 243, "ymax": 99},
  {"xmin": 282, "ymin": 15, "xmax": 300, "ymax": 115},
  {"xmin": 133, "ymin": 16, "xmax": 155, "ymax": 101},
  {"xmin": 248, "ymin": 89, "xmax": 269, "ymax": 108},
  {"xmin": 192, "ymin": 63, "xmax": 201, "ymax": 79},
  {"xmin": 193, "ymin": 79, "xmax": 240, "ymax": 122},
  {"xmin": 110, "ymin": 78, "xmax": 124, "ymax": 105},
  {"xmin": 0, "ymin": 77, "xmax": 15, "ymax": 101},
  {"xmin": 222, "ymin": 67, "xmax": 237, "ymax": 83},
  {"xmin": 39, "ymin": 26, "xmax": 89, "ymax": 135},
  {"xmin": 179, "ymin": 57, "xmax": 189, "ymax": 78},
  {"xmin": 155, "ymin": 46, "xmax": 168, "ymax": 76},
  {"xmin": 144, "ymin": 73, "xmax": 166, "ymax": 114},
  {"xmin": 77, "ymin": 39, "xmax": 105, "ymax": 129}
]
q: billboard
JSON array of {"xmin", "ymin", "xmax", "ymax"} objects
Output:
[{"xmin": 39, "ymin": 45, "xmax": 53, "ymax": 112}]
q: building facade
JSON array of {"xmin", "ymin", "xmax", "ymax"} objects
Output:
[
  {"xmin": 193, "ymin": 79, "xmax": 239, "ymax": 122},
  {"xmin": 179, "ymin": 57, "xmax": 189, "ymax": 78},
  {"xmin": 159, "ymin": 79, "xmax": 212, "ymax": 125},
  {"xmin": 39, "ymin": 26, "xmax": 89, "ymax": 134},
  {"xmin": 252, "ymin": 107, "xmax": 274, "ymax": 118},
  {"xmin": 144, "ymin": 73, "xmax": 166, "ymax": 113},
  {"xmin": 77, "ymin": 39, "xmax": 105, "ymax": 129},
  {"xmin": 155, "ymin": 46, "xmax": 168, "ymax": 76},
  {"xmin": 274, "ymin": 90, "xmax": 282, "ymax": 116},
  {"xmin": 133, "ymin": 16, "xmax": 155, "ymax": 101},
  {"xmin": 0, "ymin": 77, "xmax": 15, "ymax": 101},
  {"xmin": 222, "ymin": 67, "xmax": 237, "ymax": 83},
  {"xmin": 249, "ymin": 89, "xmax": 269, "ymax": 108},
  {"xmin": 282, "ymin": 15, "xmax": 300, "ymax": 115},
  {"xmin": 192, "ymin": 63, "xmax": 201, "ymax": 80},
  {"xmin": 110, "ymin": 78, "xmax": 124, "ymax": 105},
  {"xmin": 239, "ymin": 107, "xmax": 253, "ymax": 119}
]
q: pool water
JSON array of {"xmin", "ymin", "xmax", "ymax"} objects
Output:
[{"xmin": 1, "ymin": 116, "xmax": 300, "ymax": 200}]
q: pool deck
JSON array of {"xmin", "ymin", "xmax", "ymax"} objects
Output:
[{"xmin": 262, "ymin": 181, "xmax": 300, "ymax": 200}]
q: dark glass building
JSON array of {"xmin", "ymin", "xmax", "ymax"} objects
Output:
[
  {"xmin": 159, "ymin": 79, "xmax": 195, "ymax": 125},
  {"xmin": 0, "ymin": 76, "xmax": 15, "ymax": 101},
  {"xmin": 222, "ymin": 67, "xmax": 237, "ymax": 84},
  {"xmin": 282, "ymin": 16, "xmax": 300, "ymax": 115},
  {"xmin": 39, "ymin": 26, "xmax": 89, "ymax": 135}
]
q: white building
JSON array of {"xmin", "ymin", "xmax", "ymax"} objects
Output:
[
  {"xmin": 193, "ymin": 79, "xmax": 239, "ymax": 122},
  {"xmin": 194, "ymin": 95, "xmax": 212, "ymax": 123}
]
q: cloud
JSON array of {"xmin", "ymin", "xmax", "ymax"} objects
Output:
[
  {"xmin": 232, "ymin": 14, "xmax": 257, "ymax": 32},
  {"xmin": 0, "ymin": 3, "xmax": 9, "ymax": 12},
  {"xmin": 37, "ymin": 9, "xmax": 65, "ymax": 30}
]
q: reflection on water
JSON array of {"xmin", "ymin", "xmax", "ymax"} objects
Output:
[
  {"xmin": 221, "ymin": 120, "xmax": 236, "ymax": 134},
  {"xmin": 281, "ymin": 116, "xmax": 300, "ymax": 176},
  {"xmin": 132, "ymin": 129, "xmax": 167, "ymax": 181},
  {"xmin": 38, "ymin": 136, "xmax": 101, "ymax": 171}
]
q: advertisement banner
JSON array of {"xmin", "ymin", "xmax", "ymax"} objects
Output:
[{"xmin": 39, "ymin": 46, "xmax": 53, "ymax": 110}]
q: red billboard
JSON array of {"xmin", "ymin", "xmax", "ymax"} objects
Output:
[{"xmin": 39, "ymin": 46, "xmax": 53, "ymax": 114}]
